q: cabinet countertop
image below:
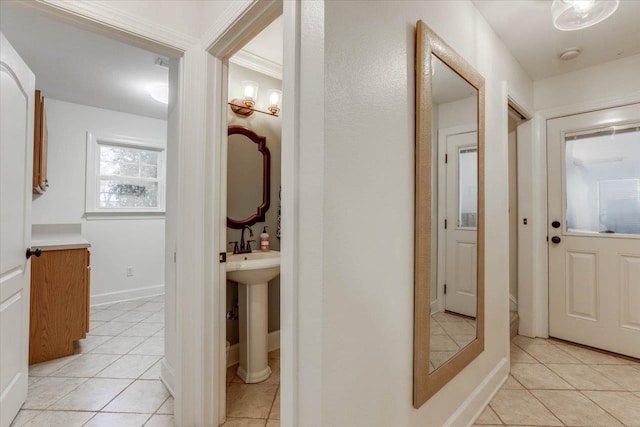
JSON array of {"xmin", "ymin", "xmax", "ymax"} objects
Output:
[{"xmin": 31, "ymin": 224, "xmax": 91, "ymax": 251}]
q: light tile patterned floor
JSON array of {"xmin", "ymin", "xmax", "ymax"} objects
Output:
[
  {"xmin": 475, "ymin": 335, "xmax": 640, "ymax": 427},
  {"xmin": 430, "ymin": 311, "xmax": 477, "ymax": 372},
  {"xmin": 11, "ymin": 295, "xmax": 173, "ymax": 427},
  {"xmin": 223, "ymin": 350, "xmax": 280, "ymax": 427}
]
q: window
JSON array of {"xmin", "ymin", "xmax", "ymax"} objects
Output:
[
  {"xmin": 86, "ymin": 133, "xmax": 165, "ymax": 217},
  {"xmin": 565, "ymin": 125, "xmax": 640, "ymax": 235}
]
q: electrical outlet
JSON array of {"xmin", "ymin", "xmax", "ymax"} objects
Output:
[{"xmin": 126, "ymin": 266, "xmax": 133, "ymax": 277}]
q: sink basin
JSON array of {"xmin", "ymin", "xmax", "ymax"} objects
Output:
[{"xmin": 226, "ymin": 250, "xmax": 280, "ymax": 284}]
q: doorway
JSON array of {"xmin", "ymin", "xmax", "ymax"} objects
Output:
[
  {"xmin": 218, "ymin": 16, "xmax": 283, "ymax": 426},
  {"xmin": 547, "ymin": 103, "xmax": 640, "ymax": 358},
  {"xmin": 1, "ymin": 4, "xmax": 179, "ymax": 425}
]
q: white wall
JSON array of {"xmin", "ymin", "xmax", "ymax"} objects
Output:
[
  {"xmin": 32, "ymin": 99, "xmax": 167, "ymax": 305},
  {"xmin": 534, "ymin": 53, "xmax": 640, "ymax": 111},
  {"xmin": 315, "ymin": 1, "xmax": 533, "ymax": 425}
]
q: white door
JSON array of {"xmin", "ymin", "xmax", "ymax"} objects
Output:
[
  {"xmin": 0, "ymin": 33, "xmax": 35, "ymax": 427},
  {"xmin": 444, "ymin": 131, "xmax": 478, "ymax": 317},
  {"xmin": 548, "ymin": 103, "xmax": 640, "ymax": 358}
]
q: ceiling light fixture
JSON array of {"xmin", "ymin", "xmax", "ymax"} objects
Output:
[
  {"xmin": 552, "ymin": 0, "xmax": 619, "ymax": 31},
  {"xmin": 149, "ymin": 84, "xmax": 169, "ymax": 104}
]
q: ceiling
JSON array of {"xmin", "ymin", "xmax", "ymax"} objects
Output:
[
  {"xmin": 0, "ymin": 3, "xmax": 168, "ymax": 120},
  {"xmin": 244, "ymin": 16, "xmax": 283, "ymax": 66},
  {"xmin": 473, "ymin": 0, "xmax": 640, "ymax": 80}
]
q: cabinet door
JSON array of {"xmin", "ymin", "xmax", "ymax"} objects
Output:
[{"xmin": 30, "ymin": 249, "xmax": 86, "ymax": 364}]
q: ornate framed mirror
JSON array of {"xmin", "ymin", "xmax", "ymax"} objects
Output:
[
  {"xmin": 227, "ymin": 125, "xmax": 271, "ymax": 229},
  {"xmin": 414, "ymin": 21, "xmax": 485, "ymax": 407}
]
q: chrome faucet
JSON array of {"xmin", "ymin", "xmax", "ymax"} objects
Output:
[{"xmin": 239, "ymin": 225, "xmax": 254, "ymax": 254}]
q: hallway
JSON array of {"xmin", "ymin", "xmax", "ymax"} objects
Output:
[{"xmin": 475, "ymin": 336, "xmax": 640, "ymax": 426}]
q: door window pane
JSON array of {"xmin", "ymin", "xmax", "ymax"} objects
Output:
[
  {"xmin": 565, "ymin": 126, "xmax": 640, "ymax": 235},
  {"xmin": 458, "ymin": 147, "xmax": 477, "ymax": 228}
]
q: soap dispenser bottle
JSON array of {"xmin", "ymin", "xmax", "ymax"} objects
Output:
[{"xmin": 260, "ymin": 226, "xmax": 270, "ymax": 251}]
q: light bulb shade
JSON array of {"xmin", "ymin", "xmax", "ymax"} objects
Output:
[
  {"xmin": 149, "ymin": 84, "xmax": 169, "ymax": 104},
  {"xmin": 241, "ymin": 80, "xmax": 258, "ymax": 107},
  {"xmin": 267, "ymin": 89, "xmax": 282, "ymax": 115},
  {"xmin": 552, "ymin": 0, "xmax": 619, "ymax": 31}
]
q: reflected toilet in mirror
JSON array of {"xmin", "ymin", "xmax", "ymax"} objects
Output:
[
  {"xmin": 428, "ymin": 55, "xmax": 479, "ymax": 373},
  {"xmin": 414, "ymin": 20, "xmax": 485, "ymax": 407}
]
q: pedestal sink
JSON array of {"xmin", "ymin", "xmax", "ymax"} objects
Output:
[{"xmin": 226, "ymin": 250, "xmax": 280, "ymax": 383}]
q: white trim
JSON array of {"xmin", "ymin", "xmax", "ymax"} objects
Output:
[
  {"xmin": 33, "ymin": 0, "xmax": 197, "ymax": 54},
  {"xmin": 90, "ymin": 286, "xmax": 164, "ymax": 307},
  {"xmin": 230, "ymin": 49, "xmax": 283, "ymax": 80},
  {"xmin": 226, "ymin": 330, "xmax": 280, "ymax": 367},
  {"xmin": 85, "ymin": 211, "xmax": 165, "ymax": 220},
  {"xmin": 160, "ymin": 357, "xmax": 176, "ymax": 397},
  {"xmin": 204, "ymin": 1, "xmax": 282, "ymax": 56},
  {"xmin": 443, "ymin": 358, "xmax": 509, "ymax": 427},
  {"xmin": 509, "ymin": 294, "xmax": 518, "ymax": 312}
]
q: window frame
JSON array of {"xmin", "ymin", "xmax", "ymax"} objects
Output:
[{"xmin": 85, "ymin": 132, "xmax": 166, "ymax": 219}]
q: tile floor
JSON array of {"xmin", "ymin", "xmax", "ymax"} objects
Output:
[
  {"xmin": 430, "ymin": 311, "xmax": 477, "ymax": 372},
  {"xmin": 223, "ymin": 350, "xmax": 280, "ymax": 427},
  {"xmin": 12, "ymin": 295, "xmax": 173, "ymax": 427},
  {"xmin": 474, "ymin": 335, "xmax": 640, "ymax": 427}
]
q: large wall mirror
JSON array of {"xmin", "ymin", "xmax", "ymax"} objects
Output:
[
  {"xmin": 227, "ymin": 125, "xmax": 271, "ymax": 229},
  {"xmin": 414, "ymin": 21, "xmax": 485, "ymax": 407}
]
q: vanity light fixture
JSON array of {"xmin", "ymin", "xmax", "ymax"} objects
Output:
[
  {"xmin": 552, "ymin": 0, "xmax": 619, "ymax": 31},
  {"xmin": 267, "ymin": 89, "xmax": 282, "ymax": 115},
  {"xmin": 229, "ymin": 81, "xmax": 282, "ymax": 117}
]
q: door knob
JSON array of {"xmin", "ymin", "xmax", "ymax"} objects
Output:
[
  {"xmin": 551, "ymin": 236, "xmax": 561, "ymax": 244},
  {"xmin": 26, "ymin": 248, "xmax": 42, "ymax": 259},
  {"xmin": 552, "ymin": 221, "xmax": 561, "ymax": 229}
]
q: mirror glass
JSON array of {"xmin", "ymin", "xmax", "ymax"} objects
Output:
[
  {"xmin": 414, "ymin": 20, "xmax": 485, "ymax": 408},
  {"xmin": 428, "ymin": 55, "xmax": 479, "ymax": 373},
  {"xmin": 227, "ymin": 126, "xmax": 271, "ymax": 228}
]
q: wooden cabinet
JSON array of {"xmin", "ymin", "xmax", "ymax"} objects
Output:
[
  {"xmin": 33, "ymin": 90, "xmax": 48, "ymax": 194},
  {"xmin": 29, "ymin": 248, "xmax": 90, "ymax": 364}
]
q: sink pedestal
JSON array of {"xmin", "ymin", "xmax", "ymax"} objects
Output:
[{"xmin": 237, "ymin": 281, "xmax": 271, "ymax": 383}]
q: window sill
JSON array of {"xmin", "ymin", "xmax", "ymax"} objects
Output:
[{"xmin": 85, "ymin": 211, "xmax": 166, "ymax": 221}]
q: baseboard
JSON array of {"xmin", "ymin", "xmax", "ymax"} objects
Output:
[
  {"xmin": 443, "ymin": 357, "xmax": 509, "ymax": 427},
  {"xmin": 91, "ymin": 284, "xmax": 164, "ymax": 307},
  {"xmin": 227, "ymin": 330, "xmax": 280, "ymax": 367},
  {"xmin": 160, "ymin": 357, "xmax": 175, "ymax": 397},
  {"xmin": 430, "ymin": 300, "xmax": 439, "ymax": 313}
]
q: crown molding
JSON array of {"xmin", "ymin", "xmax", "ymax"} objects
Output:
[
  {"xmin": 33, "ymin": 0, "xmax": 199, "ymax": 55},
  {"xmin": 230, "ymin": 49, "xmax": 283, "ymax": 80}
]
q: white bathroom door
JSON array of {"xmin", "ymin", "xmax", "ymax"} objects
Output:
[
  {"xmin": 547, "ymin": 103, "xmax": 640, "ymax": 358},
  {"xmin": 444, "ymin": 131, "xmax": 478, "ymax": 318},
  {"xmin": 0, "ymin": 33, "xmax": 35, "ymax": 427}
]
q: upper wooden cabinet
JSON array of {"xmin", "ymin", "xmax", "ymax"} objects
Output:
[{"xmin": 33, "ymin": 90, "xmax": 48, "ymax": 193}]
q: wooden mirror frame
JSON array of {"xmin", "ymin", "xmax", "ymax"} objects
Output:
[
  {"xmin": 414, "ymin": 21, "xmax": 485, "ymax": 407},
  {"xmin": 227, "ymin": 125, "xmax": 271, "ymax": 229}
]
